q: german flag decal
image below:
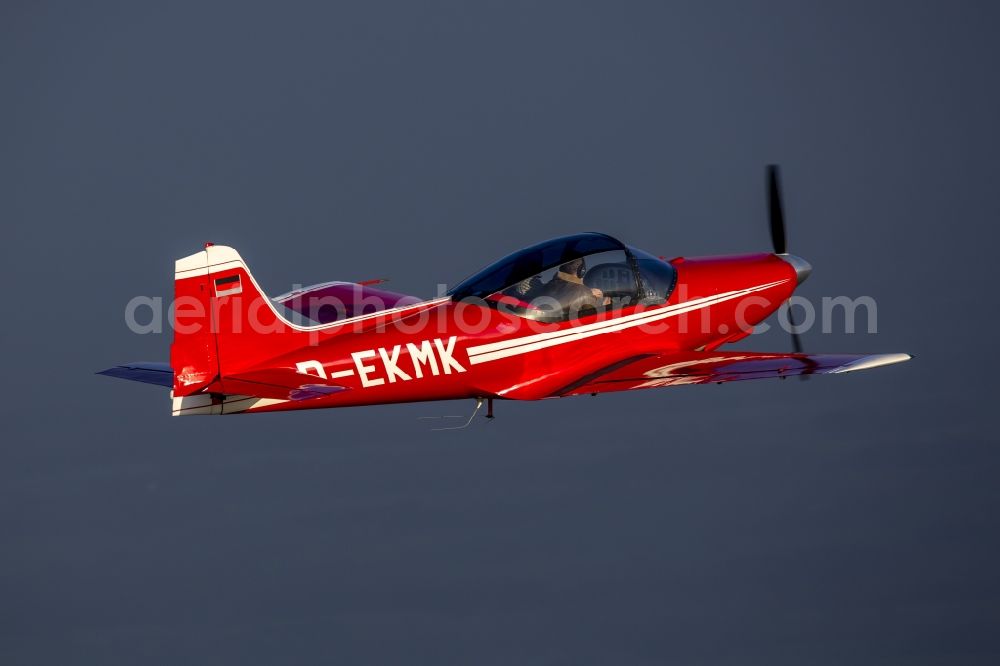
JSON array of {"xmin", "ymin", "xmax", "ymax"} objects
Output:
[{"xmin": 214, "ymin": 274, "xmax": 242, "ymax": 297}]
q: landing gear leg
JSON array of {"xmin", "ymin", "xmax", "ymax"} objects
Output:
[{"xmin": 486, "ymin": 398, "xmax": 495, "ymax": 420}]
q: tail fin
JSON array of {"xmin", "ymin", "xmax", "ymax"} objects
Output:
[
  {"xmin": 171, "ymin": 245, "xmax": 222, "ymax": 395},
  {"xmin": 170, "ymin": 244, "xmax": 300, "ymax": 397}
]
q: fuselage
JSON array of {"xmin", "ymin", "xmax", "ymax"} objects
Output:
[{"xmin": 217, "ymin": 252, "xmax": 799, "ymax": 412}]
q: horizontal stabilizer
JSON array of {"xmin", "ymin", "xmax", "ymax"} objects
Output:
[
  {"xmin": 272, "ymin": 280, "xmax": 421, "ymax": 325},
  {"xmin": 221, "ymin": 367, "xmax": 349, "ymax": 402},
  {"xmin": 557, "ymin": 351, "xmax": 912, "ymax": 396},
  {"xmin": 97, "ymin": 362, "xmax": 174, "ymax": 388}
]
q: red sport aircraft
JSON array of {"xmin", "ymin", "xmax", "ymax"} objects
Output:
[{"xmin": 100, "ymin": 167, "xmax": 910, "ymax": 423}]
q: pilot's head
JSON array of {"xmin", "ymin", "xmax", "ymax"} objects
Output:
[{"xmin": 559, "ymin": 258, "xmax": 586, "ymax": 279}]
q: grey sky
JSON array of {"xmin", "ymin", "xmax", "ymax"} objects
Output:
[{"xmin": 2, "ymin": 1, "xmax": 998, "ymax": 664}]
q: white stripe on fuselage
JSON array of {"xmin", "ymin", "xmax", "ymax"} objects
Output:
[{"xmin": 465, "ymin": 279, "xmax": 788, "ymax": 365}]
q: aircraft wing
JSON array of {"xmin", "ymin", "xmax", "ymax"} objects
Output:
[{"xmin": 555, "ymin": 351, "xmax": 912, "ymax": 397}]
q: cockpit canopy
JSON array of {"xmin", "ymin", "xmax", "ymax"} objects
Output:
[{"xmin": 449, "ymin": 233, "xmax": 677, "ymax": 322}]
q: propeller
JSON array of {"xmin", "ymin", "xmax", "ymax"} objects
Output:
[
  {"xmin": 767, "ymin": 164, "xmax": 787, "ymax": 255},
  {"xmin": 766, "ymin": 164, "xmax": 807, "ymax": 371}
]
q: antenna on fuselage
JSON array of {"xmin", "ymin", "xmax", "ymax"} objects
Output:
[{"xmin": 418, "ymin": 398, "xmax": 488, "ymax": 431}]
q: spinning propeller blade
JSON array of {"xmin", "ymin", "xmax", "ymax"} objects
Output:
[
  {"xmin": 767, "ymin": 164, "xmax": 787, "ymax": 255},
  {"xmin": 767, "ymin": 164, "xmax": 806, "ymax": 373}
]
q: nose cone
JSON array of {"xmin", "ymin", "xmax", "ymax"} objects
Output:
[{"xmin": 778, "ymin": 254, "xmax": 812, "ymax": 285}]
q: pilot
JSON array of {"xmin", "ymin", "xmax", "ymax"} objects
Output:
[
  {"xmin": 514, "ymin": 274, "xmax": 543, "ymax": 299},
  {"xmin": 536, "ymin": 257, "xmax": 606, "ymax": 317}
]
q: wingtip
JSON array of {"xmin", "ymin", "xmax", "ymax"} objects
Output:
[{"xmin": 830, "ymin": 353, "xmax": 913, "ymax": 374}]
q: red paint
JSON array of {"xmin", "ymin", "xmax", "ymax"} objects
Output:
[{"xmin": 170, "ymin": 246, "xmax": 799, "ymax": 411}]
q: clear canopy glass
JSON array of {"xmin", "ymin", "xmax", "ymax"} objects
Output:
[{"xmin": 450, "ymin": 233, "xmax": 677, "ymax": 322}]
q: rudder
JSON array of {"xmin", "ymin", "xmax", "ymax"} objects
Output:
[
  {"xmin": 171, "ymin": 245, "xmax": 221, "ymax": 395},
  {"xmin": 171, "ymin": 244, "xmax": 299, "ymax": 398}
]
